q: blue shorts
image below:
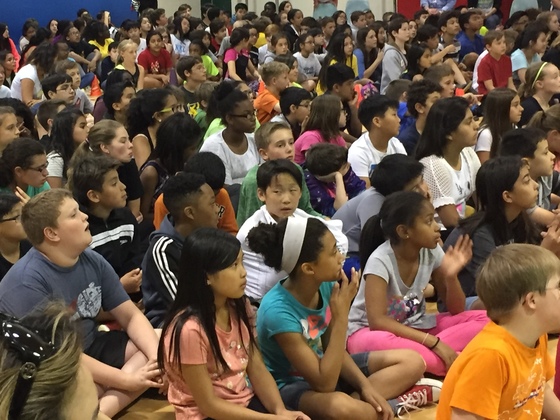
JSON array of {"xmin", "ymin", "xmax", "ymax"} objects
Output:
[{"xmin": 279, "ymin": 352, "xmax": 370, "ymax": 410}]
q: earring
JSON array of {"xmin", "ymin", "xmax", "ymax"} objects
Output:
[
  {"xmin": 157, "ymin": 119, "xmax": 162, "ymax": 123},
  {"xmin": 406, "ymin": 235, "xmax": 410, "ymax": 239}
]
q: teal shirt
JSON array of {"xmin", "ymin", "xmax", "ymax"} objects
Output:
[
  {"xmin": 0, "ymin": 182, "xmax": 50, "ymax": 198},
  {"xmin": 236, "ymin": 163, "xmax": 323, "ymax": 226},
  {"xmin": 203, "ymin": 118, "xmax": 261, "ymax": 141}
]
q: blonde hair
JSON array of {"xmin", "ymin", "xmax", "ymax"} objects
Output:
[
  {"xmin": 477, "ymin": 244, "xmax": 560, "ymax": 321},
  {"xmin": 21, "ymin": 189, "xmax": 73, "ymax": 246},
  {"xmin": 255, "ymin": 121, "xmax": 292, "ymax": 150},
  {"xmin": 117, "ymin": 40, "xmax": 137, "ymax": 65},
  {"xmin": 0, "ymin": 302, "xmax": 82, "ymax": 420},
  {"xmin": 519, "ymin": 61, "xmax": 553, "ymax": 99},
  {"xmin": 527, "ymin": 103, "xmax": 560, "ymax": 133},
  {"xmin": 73, "ymin": 119, "xmax": 123, "ymax": 162},
  {"xmin": 259, "ymin": 61, "xmax": 289, "ymax": 84}
]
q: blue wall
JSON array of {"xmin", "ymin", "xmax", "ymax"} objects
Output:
[{"xmin": 3, "ymin": 0, "xmax": 137, "ymax": 45}]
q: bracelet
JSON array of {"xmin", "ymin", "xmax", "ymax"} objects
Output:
[
  {"xmin": 428, "ymin": 337, "xmax": 440, "ymax": 350},
  {"xmin": 421, "ymin": 333, "xmax": 429, "ymax": 345}
]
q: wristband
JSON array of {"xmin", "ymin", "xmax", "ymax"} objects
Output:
[{"xmin": 428, "ymin": 337, "xmax": 440, "ymax": 350}]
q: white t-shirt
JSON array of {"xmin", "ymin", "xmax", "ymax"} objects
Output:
[
  {"xmin": 237, "ymin": 207, "xmax": 348, "ymax": 301},
  {"xmin": 258, "ymin": 44, "xmax": 269, "ymax": 65},
  {"xmin": 10, "ymin": 64, "xmax": 42, "ymax": 101},
  {"xmin": 293, "ymin": 52, "xmax": 322, "ymax": 80},
  {"xmin": 348, "ymin": 240, "xmax": 444, "ymax": 336},
  {"xmin": 472, "ymin": 49, "xmax": 488, "ymax": 92},
  {"xmin": 199, "ymin": 129, "xmax": 261, "ymax": 185},
  {"xmin": 171, "ymin": 34, "xmax": 190, "ymax": 58},
  {"xmin": 474, "ymin": 127, "xmax": 492, "ymax": 153},
  {"xmin": 46, "ymin": 151, "xmax": 65, "ymax": 182},
  {"xmin": 137, "ymin": 38, "xmax": 147, "ymax": 57},
  {"xmin": 420, "ymin": 147, "xmax": 481, "ymax": 216},
  {"xmin": 347, "ymin": 132, "xmax": 407, "ymax": 178},
  {"xmin": 0, "ymin": 86, "xmax": 11, "ymax": 98}
]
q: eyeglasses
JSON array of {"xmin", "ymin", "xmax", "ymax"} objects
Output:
[
  {"xmin": 0, "ymin": 312, "xmax": 56, "ymax": 419},
  {"xmin": 229, "ymin": 110, "xmax": 257, "ymax": 120},
  {"xmin": 56, "ymin": 84, "xmax": 74, "ymax": 92},
  {"xmin": 297, "ymin": 103, "xmax": 311, "ymax": 108},
  {"xmin": 27, "ymin": 163, "xmax": 49, "ymax": 173},
  {"xmin": 158, "ymin": 104, "xmax": 184, "ymax": 114},
  {"xmin": 0, "ymin": 214, "xmax": 21, "ymax": 223}
]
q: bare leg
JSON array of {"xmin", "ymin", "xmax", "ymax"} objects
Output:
[{"xmin": 298, "ymin": 391, "xmax": 379, "ymax": 420}]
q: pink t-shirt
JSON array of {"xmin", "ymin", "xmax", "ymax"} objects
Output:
[
  {"xmin": 164, "ymin": 304, "xmax": 254, "ymax": 419},
  {"xmin": 294, "ymin": 129, "xmax": 347, "ymax": 164}
]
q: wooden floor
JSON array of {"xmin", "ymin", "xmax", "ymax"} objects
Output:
[{"xmin": 116, "ymin": 338, "xmax": 559, "ymax": 420}]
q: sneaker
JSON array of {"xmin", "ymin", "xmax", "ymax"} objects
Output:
[{"xmin": 396, "ymin": 378, "xmax": 443, "ymax": 418}]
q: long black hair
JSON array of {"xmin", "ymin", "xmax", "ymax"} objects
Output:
[
  {"xmin": 126, "ymin": 88, "xmax": 172, "ymax": 138},
  {"xmin": 48, "ymin": 108, "xmax": 85, "ymax": 178},
  {"xmin": 158, "ymin": 228, "xmax": 257, "ymax": 373},
  {"xmin": 0, "ymin": 23, "xmax": 10, "ymax": 52},
  {"xmin": 318, "ymin": 32, "xmax": 353, "ymax": 92},
  {"xmin": 359, "ymin": 191, "xmax": 429, "ymax": 270},
  {"xmin": 458, "ymin": 156, "xmax": 541, "ymax": 246},
  {"xmin": 415, "ymin": 97, "xmax": 470, "ymax": 160}
]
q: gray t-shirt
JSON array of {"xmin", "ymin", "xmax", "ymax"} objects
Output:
[
  {"xmin": 332, "ymin": 188, "xmax": 385, "ymax": 254},
  {"xmin": 293, "ymin": 52, "xmax": 322, "ymax": 81},
  {"xmin": 0, "ymin": 247, "xmax": 129, "ymax": 349},
  {"xmin": 348, "ymin": 240, "xmax": 444, "ymax": 336}
]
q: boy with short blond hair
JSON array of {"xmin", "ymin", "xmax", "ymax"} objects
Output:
[
  {"xmin": 236, "ymin": 121, "xmax": 322, "ymax": 225},
  {"xmin": 0, "ymin": 188, "xmax": 162, "ymax": 418},
  {"xmin": 255, "ymin": 61, "xmax": 290, "ymax": 124},
  {"xmin": 437, "ymin": 244, "xmax": 560, "ymax": 420}
]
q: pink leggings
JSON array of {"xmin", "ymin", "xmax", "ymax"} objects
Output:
[{"xmin": 346, "ymin": 310, "xmax": 489, "ymax": 376}]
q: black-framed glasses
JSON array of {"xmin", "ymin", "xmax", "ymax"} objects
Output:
[
  {"xmin": 0, "ymin": 214, "xmax": 21, "ymax": 223},
  {"xmin": 27, "ymin": 163, "xmax": 48, "ymax": 173},
  {"xmin": 229, "ymin": 111, "xmax": 257, "ymax": 120},
  {"xmin": 0, "ymin": 312, "xmax": 56, "ymax": 420}
]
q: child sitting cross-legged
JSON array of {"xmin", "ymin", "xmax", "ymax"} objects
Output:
[
  {"xmin": 304, "ymin": 143, "xmax": 365, "ymax": 218},
  {"xmin": 247, "ymin": 217, "xmax": 441, "ymax": 419},
  {"xmin": 0, "ymin": 189, "xmax": 163, "ymax": 418},
  {"xmin": 69, "ymin": 154, "xmax": 144, "ymax": 299},
  {"xmin": 347, "ymin": 191, "xmax": 489, "ymax": 378},
  {"xmin": 158, "ymin": 227, "xmax": 310, "ymax": 420},
  {"xmin": 237, "ymin": 159, "xmax": 348, "ymax": 302},
  {"xmin": 437, "ymin": 244, "xmax": 560, "ymax": 419}
]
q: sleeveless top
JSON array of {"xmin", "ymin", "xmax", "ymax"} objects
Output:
[{"xmin": 139, "ymin": 159, "xmax": 168, "ymax": 213}]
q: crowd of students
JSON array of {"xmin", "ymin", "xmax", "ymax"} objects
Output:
[{"xmin": 3, "ymin": 1, "xmax": 560, "ymax": 419}]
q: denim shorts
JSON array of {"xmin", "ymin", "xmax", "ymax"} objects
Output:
[{"xmin": 279, "ymin": 352, "xmax": 370, "ymax": 410}]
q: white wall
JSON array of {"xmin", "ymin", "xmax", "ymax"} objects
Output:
[{"xmin": 158, "ymin": 0, "xmax": 395, "ymax": 23}]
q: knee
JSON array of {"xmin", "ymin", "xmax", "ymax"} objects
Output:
[
  {"xmin": 394, "ymin": 349, "xmax": 426, "ymax": 377},
  {"xmin": 323, "ymin": 394, "xmax": 374, "ymax": 420}
]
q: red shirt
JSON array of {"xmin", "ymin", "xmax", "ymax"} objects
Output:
[
  {"xmin": 477, "ymin": 53, "xmax": 512, "ymax": 95},
  {"xmin": 137, "ymin": 48, "xmax": 172, "ymax": 75}
]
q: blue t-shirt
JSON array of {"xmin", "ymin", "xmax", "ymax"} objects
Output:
[
  {"xmin": 0, "ymin": 247, "xmax": 129, "ymax": 349},
  {"xmin": 257, "ymin": 280, "xmax": 334, "ymax": 388},
  {"xmin": 457, "ymin": 32, "xmax": 485, "ymax": 60}
]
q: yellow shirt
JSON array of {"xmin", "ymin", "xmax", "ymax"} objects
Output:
[
  {"xmin": 255, "ymin": 33, "xmax": 267, "ymax": 48},
  {"xmin": 437, "ymin": 321, "xmax": 554, "ymax": 420},
  {"xmin": 316, "ymin": 55, "xmax": 358, "ymax": 95},
  {"xmin": 89, "ymin": 38, "xmax": 114, "ymax": 59}
]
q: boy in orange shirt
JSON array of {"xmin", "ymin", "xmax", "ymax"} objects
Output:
[
  {"xmin": 436, "ymin": 244, "xmax": 560, "ymax": 420},
  {"xmin": 255, "ymin": 61, "xmax": 290, "ymax": 123},
  {"xmin": 152, "ymin": 152, "xmax": 238, "ymax": 235}
]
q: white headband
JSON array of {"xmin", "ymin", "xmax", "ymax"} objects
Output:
[{"xmin": 281, "ymin": 217, "xmax": 308, "ymax": 274}]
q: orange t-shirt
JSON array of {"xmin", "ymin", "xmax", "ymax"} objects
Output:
[
  {"xmin": 153, "ymin": 188, "xmax": 238, "ymax": 235},
  {"xmin": 436, "ymin": 321, "xmax": 554, "ymax": 420},
  {"xmin": 255, "ymin": 87, "xmax": 279, "ymax": 124}
]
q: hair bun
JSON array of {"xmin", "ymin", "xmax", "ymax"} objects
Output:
[{"xmin": 214, "ymin": 80, "xmax": 237, "ymax": 101}]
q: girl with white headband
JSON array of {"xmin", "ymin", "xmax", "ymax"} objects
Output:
[{"xmin": 248, "ymin": 216, "xmax": 441, "ymax": 419}]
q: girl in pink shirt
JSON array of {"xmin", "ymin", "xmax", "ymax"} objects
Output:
[
  {"xmin": 159, "ymin": 227, "xmax": 309, "ymax": 420},
  {"xmin": 294, "ymin": 94, "xmax": 348, "ymax": 164}
]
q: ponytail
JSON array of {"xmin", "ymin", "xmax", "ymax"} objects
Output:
[{"xmin": 359, "ymin": 215, "xmax": 386, "ymax": 271}]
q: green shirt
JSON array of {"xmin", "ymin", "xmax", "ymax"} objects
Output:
[
  {"xmin": 0, "ymin": 182, "xmax": 50, "ymax": 198},
  {"xmin": 202, "ymin": 54, "xmax": 219, "ymax": 77},
  {"xmin": 203, "ymin": 118, "xmax": 261, "ymax": 141},
  {"xmin": 236, "ymin": 164, "xmax": 322, "ymax": 227}
]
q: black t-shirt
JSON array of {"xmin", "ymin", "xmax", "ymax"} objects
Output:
[
  {"xmin": 118, "ymin": 160, "xmax": 143, "ymax": 202},
  {"xmin": 249, "ymin": 46, "xmax": 259, "ymax": 68},
  {"xmin": 181, "ymin": 87, "xmax": 200, "ymax": 117},
  {"xmin": 0, "ymin": 241, "xmax": 32, "ymax": 282},
  {"xmin": 68, "ymin": 40, "xmax": 98, "ymax": 58},
  {"xmin": 519, "ymin": 96, "xmax": 543, "ymax": 127}
]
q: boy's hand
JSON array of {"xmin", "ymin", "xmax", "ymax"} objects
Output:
[
  {"xmin": 541, "ymin": 221, "xmax": 560, "ymax": 256},
  {"xmin": 125, "ymin": 360, "xmax": 162, "ymax": 391},
  {"xmin": 15, "ymin": 186, "xmax": 30, "ymax": 205},
  {"xmin": 329, "ymin": 267, "xmax": 359, "ymax": 320},
  {"xmin": 87, "ymin": 60, "xmax": 97, "ymax": 72},
  {"xmin": 432, "ymin": 339, "xmax": 457, "ymax": 370},
  {"xmin": 120, "ymin": 268, "xmax": 142, "ymax": 293},
  {"xmin": 360, "ymin": 384, "xmax": 393, "ymax": 420}
]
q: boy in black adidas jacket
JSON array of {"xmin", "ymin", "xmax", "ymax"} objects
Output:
[
  {"xmin": 70, "ymin": 154, "xmax": 143, "ymax": 299},
  {"xmin": 142, "ymin": 172, "xmax": 219, "ymax": 327}
]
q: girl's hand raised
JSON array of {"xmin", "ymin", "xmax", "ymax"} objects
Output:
[
  {"xmin": 440, "ymin": 235, "xmax": 473, "ymax": 279},
  {"xmin": 329, "ymin": 267, "xmax": 359, "ymax": 320}
]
